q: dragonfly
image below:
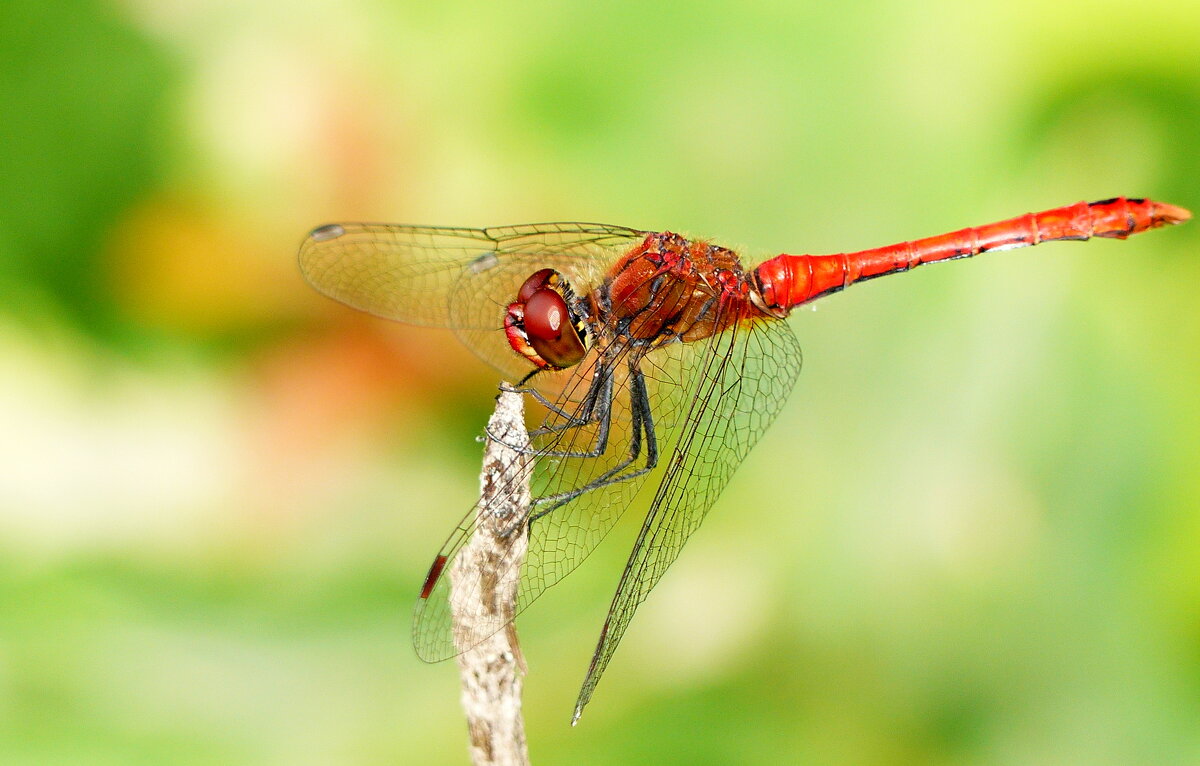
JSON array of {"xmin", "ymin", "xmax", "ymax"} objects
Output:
[{"xmin": 298, "ymin": 196, "xmax": 1189, "ymax": 723}]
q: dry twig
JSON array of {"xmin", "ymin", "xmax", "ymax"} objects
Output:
[{"xmin": 450, "ymin": 388, "xmax": 531, "ymax": 766}]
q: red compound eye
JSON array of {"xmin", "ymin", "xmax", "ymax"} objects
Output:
[
  {"xmin": 524, "ymin": 288, "xmax": 567, "ymax": 340},
  {"xmin": 504, "ymin": 268, "xmax": 587, "ymax": 370},
  {"xmin": 517, "ymin": 268, "xmax": 556, "ymax": 303}
]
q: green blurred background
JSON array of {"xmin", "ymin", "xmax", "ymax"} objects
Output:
[{"xmin": 2, "ymin": 0, "xmax": 1198, "ymax": 763}]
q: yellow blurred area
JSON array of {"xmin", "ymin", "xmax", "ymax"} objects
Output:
[
  {"xmin": 108, "ymin": 198, "xmax": 298, "ymax": 332},
  {"xmin": 0, "ymin": 0, "xmax": 1197, "ymax": 763}
]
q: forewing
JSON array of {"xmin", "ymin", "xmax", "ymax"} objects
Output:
[
  {"xmin": 298, "ymin": 222, "xmax": 646, "ymax": 377},
  {"xmin": 572, "ymin": 314, "xmax": 803, "ymax": 721}
]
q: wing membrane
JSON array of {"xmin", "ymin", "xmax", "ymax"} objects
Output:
[
  {"xmin": 572, "ymin": 314, "xmax": 802, "ymax": 721},
  {"xmin": 298, "ymin": 222, "xmax": 647, "ymax": 378},
  {"xmin": 298, "ymin": 221, "xmax": 644, "ymax": 327}
]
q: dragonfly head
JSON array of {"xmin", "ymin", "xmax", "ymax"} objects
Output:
[{"xmin": 504, "ymin": 268, "xmax": 589, "ymax": 371}]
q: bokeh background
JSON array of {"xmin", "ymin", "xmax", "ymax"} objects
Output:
[{"xmin": 2, "ymin": 0, "xmax": 1198, "ymax": 763}]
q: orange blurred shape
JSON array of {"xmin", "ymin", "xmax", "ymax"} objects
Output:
[
  {"xmin": 249, "ymin": 313, "xmax": 494, "ymax": 451},
  {"xmin": 242, "ymin": 319, "xmax": 494, "ymax": 519},
  {"xmin": 107, "ymin": 196, "xmax": 305, "ymax": 334}
]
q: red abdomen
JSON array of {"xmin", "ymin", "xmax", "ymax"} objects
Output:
[{"xmin": 754, "ymin": 197, "xmax": 1191, "ymax": 314}]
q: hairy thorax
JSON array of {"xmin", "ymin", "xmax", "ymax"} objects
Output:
[{"xmin": 599, "ymin": 232, "xmax": 765, "ymax": 345}]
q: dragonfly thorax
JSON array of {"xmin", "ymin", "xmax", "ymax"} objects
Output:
[
  {"xmin": 504, "ymin": 268, "xmax": 590, "ymax": 370},
  {"xmin": 606, "ymin": 232, "xmax": 762, "ymax": 343}
]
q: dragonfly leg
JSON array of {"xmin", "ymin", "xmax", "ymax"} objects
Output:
[
  {"xmin": 485, "ymin": 374, "xmax": 605, "ymax": 452},
  {"xmin": 489, "ymin": 368, "xmax": 621, "ymax": 460},
  {"xmin": 527, "ymin": 386, "xmax": 603, "ymax": 432},
  {"xmin": 522, "ymin": 370, "xmax": 616, "ymax": 458},
  {"xmin": 529, "ymin": 365, "xmax": 659, "ymax": 522},
  {"xmin": 499, "ymin": 381, "xmax": 590, "ymax": 426}
]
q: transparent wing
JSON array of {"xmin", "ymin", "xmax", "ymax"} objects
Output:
[
  {"xmin": 298, "ymin": 222, "xmax": 647, "ymax": 378},
  {"xmin": 411, "ymin": 275, "xmax": 704, "ymax": 663},
  {"xmin": 571, "ymin": 313, "xmax": 803, "ymax": 721}
]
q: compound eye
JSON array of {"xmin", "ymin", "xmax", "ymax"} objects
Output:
[
  {"xmin": 517, "ymin": 268, "xmax": 556, "ymax": 303},
  {"xmin": 523, "ymin": 288, "xmax": 567, "ymax": 340}
]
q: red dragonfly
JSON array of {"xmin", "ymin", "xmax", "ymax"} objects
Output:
[{"xmin": 299, "ymin": 197, "xmax": 1189, "ymax": 722}]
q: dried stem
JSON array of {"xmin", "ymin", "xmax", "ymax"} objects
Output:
[{"xmin": 450, "ymin": 388, "xmax": 531, "ymax": 766}]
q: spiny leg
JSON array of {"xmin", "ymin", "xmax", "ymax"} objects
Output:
[
  {"xmin": 524, "ymin": 370, "xmax": 618, "ymax": 459},
  {"xmin": 486, "ymin": 367, "xmax": 615, "ymax": 459},
  {"xmin": 529, "ymin": 364, "xmax": 659, "ymax": 522},
  {"xmin": 499, "ymin": 378, "xmax": 597, "ymax": 428}
]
